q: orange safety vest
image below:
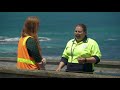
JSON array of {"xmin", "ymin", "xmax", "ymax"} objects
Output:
[{"xmin": 17, "ymin": 36, "xmax": 40, "ymax": 70}]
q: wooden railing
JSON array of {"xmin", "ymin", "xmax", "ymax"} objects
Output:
[{"xmin": 0, "ymin": 57, "xmax": 120, "ymax": 78}]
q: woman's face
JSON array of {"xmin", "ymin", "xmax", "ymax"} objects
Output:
[{"xmin": 74, "ymin": 26, "xmax": 86, "ymax": 41}]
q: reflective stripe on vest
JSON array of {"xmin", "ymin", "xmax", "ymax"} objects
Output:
[
  {"xmin": 23, "ymin": 36, "xmax": 32, "ymax": 45},
  {"xmin": 17, "ymin": 58, "xmax": 36, "ymax": 65}
]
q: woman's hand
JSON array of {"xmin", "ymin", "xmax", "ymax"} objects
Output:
[
  {"xmin": 56, "ymin": 67, "xmax": 61, "ymax": 72},
  {"xmin": 41, "ymin": 58, "xmax": 46, "ymax": 65},
  {"xmin": 38, "ymin": 58, "xmax": 46, "ymax": 70},
  {"xmin": 55, "ymin": 61, "xmax": 65, "ymax": 72},
  {"xmin": 78, "ymin": 57, "xmax": 86, "ymax": 64}
]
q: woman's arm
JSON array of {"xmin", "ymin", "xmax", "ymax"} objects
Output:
[
  {"xmin": 78, "ymin": 56, "xmax": 100, "ymax": 64},
  {"xmin": 56, "ymin": 57, "xmax": 68, "ymax": 71},
  {"xmin": 26, "ymin": 38, "xmax": 42, "ymax": 63}
]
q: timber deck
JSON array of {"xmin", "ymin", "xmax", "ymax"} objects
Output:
[{"xmin": 0, "ymin": 57, "xmax": 120, "ymax": 78}]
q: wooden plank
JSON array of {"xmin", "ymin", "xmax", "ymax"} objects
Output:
[
  {"xmin": 0, "ymin": 61, "xmax": 120, "ymax": 78},
  {"xmin": 0, "ymin": 57, "xmax": 120, "ymax": 68},
  {"xmin": 0, "ymin": 66, "xmax": 120, "ymax": 78}
]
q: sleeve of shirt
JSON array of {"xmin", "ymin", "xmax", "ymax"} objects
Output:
[
  {"xmin": 60, "ymin": 57, "xmax": 68, "ymax": 65},
  {"xmin": 26, "ymin": 38, "xmax": 42, "ymax": 63},
  {"xmin": 61, "ymin": 42, "xmax": 69, "ymax": 59},
  {"xmin": 91, "ymin": 40, "xmax": 102, "ymax": 64}
]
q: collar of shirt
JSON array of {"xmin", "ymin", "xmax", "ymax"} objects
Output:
[{"xmin": 73, "ymin": 35, "xmax": 88, "ymax": 44}]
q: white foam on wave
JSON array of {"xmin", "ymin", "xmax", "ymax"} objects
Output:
[
  {"xmin": 0, "ymin": 36, "xmax": 51, "ymax": 44},
  {"xmin": 38, "ymin": 37, "xmax": 51, "ymax": 41},
  {"xmin": 107, "ymin": 38, "xmax": 117, "ymax": 41}
]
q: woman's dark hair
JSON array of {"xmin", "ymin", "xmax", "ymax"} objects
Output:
[{"xmin": 76, "ymin": 24, "xmax": 87, "ymax": 33}]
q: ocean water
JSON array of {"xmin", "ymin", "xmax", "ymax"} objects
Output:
[{"xmin": 0, "ymin": 12, "xmax": 120, "ymax": 61}]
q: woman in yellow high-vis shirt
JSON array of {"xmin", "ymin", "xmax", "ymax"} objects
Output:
[
  {"xmin": 56, "ymin": 24, "xmax": 101, "ymax": 73},
  {"xmin": 17, "ymin": 16, "xmax": 46, "ymax": 70}
]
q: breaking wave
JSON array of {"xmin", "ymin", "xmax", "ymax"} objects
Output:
[{"xmin": 0, "ymin": 36, "xmax": 51, "ymax": 44}]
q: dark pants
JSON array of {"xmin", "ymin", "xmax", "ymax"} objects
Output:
[{"xmin": 66, "ymin": 63, "xmax": 94, "ymax": 73}]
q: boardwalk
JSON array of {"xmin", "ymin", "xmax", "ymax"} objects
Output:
[{"xmin": 0, "ymin": 57, "xmax": 120, "ymax": 78}]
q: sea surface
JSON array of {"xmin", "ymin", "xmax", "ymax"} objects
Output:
[{"xmin": 0, "ymin": 12, "xmax": 120, "ymax": 61}]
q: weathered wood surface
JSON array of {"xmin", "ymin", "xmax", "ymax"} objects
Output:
[
  {"xmin": 0, "ymin": 57, "xmax": 120, "ymax": 68},
  {"xmin": 0, "ymin": 57, "xmax": 120, "ymax": 78},
  {"xmin": 0, "ymin": 65, "xmax": 120, "ymax": 78}
]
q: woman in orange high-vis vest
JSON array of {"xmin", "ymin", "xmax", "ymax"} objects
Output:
[{"xmin": 17, "ymin": 16, "xmax": 46, "ymax": 70}]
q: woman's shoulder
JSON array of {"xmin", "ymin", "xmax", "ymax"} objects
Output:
[
  {"xmin": 87, "ymin": 38, "xmax": 98, "ymax": 44},
  {"xmin": 67, "ymin": 39, "xmax": 74, "ymax": 43},
  {"xmin": 27, "ymin": 37, "xmax": 36, "ymax": 44},
  {"xmin": 65, "ymin": 39, "xmax": 75, "ymax": 45}
]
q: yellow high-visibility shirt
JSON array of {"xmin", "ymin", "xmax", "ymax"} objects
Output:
[{"xmin": 62, "ymin": 38, "xmax": 102, "ymax": 64}]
